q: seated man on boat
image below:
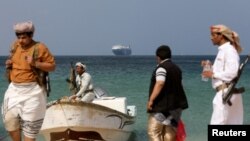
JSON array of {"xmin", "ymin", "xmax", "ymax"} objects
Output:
[{"xmin": 69, "ymin": 62, "xmax": 95, "ymax": 102}]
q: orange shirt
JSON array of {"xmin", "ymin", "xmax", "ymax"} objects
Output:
[{"xmin": 10, "ymin": 41, "xmax": 55, "ymax": 83}]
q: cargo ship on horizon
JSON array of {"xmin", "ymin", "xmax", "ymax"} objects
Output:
[{"xmin": 112, "ymin": 45, "xmax": 132, "ymax": 56}]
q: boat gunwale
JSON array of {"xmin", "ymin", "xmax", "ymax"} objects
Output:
[{"xmin": 49, "ymin": 101, "xmax": 136, "ymax": 119}]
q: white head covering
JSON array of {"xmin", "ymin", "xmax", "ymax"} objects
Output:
[
  {"xmin": 75, "ymin": 62, "xmax": 87, "ymax": 70},
  {"xmin": 13, "ymin": 21, "xmax": 35, "ymax": 33},
  {"xmin": 210, "ymin": 24, "xmax": 242, "ymax": 53}
]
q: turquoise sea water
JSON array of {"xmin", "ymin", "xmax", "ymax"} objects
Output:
[{"xmin": 0, "ymin": 55, "xmax": 250, "ymax": 141}]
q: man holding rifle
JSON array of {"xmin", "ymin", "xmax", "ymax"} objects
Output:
[
  {"xmin": 69, "ymin": 62, "xmax": 95, "ymax": 102},
  {"xmin": 202, "ymin": 24, "xmax": 244, "ymax": 124}
]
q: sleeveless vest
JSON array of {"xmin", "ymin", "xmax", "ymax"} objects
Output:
[{"xmin": 149, "ymin": 60, "xmax": 188, "ymax": 115}]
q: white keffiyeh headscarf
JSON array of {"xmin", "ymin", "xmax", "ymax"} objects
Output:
[
  {"xmin": 75, "ymin": 62, "xmax": 87, "ymax": 70},
  {"xmin": 211, "ymin": 24, "xmax": 242, "ymax": 53}
]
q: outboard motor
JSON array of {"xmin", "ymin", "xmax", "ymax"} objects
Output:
[{"xmin": 94, "ymin": 87, "xmax": 108, "ymax": 98}]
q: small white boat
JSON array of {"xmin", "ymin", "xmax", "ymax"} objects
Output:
[{"xmin": 40, "ymin": 96, "xmax": 136, "ymax": 141}]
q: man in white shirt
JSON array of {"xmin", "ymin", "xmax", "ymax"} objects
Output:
[
  {"xmin": 70, "ymin": 62, "xmax": 95, "ymax": 102},
  {"xmin": 202, "ymin": 24, "xmax": 243, "ymax": 124}
]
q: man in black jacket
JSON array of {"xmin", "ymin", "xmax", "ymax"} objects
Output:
[{"xmin": 147, "ymin": 45, "xmax": 188, "ymax": 141}]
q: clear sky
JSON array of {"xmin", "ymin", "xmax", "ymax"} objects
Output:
[{"xmin": 0, "ymin": 0, "xmax": 250, "ymax": 56}]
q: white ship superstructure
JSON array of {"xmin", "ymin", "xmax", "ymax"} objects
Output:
[{"xmin": 112, "ymin": 45, "xmax": 132, "ymax": 56}]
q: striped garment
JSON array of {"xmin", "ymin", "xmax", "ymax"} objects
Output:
[{"xmin": 1, "ymin": 82, "xmax": 46, "ymax": 138}]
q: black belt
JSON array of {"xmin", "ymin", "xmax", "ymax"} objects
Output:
[{"xmin": 85, "ymin": 89, "xmax": 93, "ymax": 93}]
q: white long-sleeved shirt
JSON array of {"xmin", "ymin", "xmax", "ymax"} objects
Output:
[
  {"xmin": 212, "ymin": 42, "xmax": 240, "ymax": 89},
  {"xmin": 75, "ymin": 72, "xmax": 94, "ymax": 97}
]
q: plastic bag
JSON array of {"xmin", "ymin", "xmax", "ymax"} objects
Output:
[{"xmin": 176, "ymin": 119, "xmax": 186, "ymax": 141}]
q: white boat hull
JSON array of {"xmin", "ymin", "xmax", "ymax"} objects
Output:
[{"xmin": 40, "ymin": 98, "xmax": 136, "ymax": 141}]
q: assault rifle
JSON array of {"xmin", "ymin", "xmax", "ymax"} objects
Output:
[
  {"xmin": 66, "ymin": 62, "xmax": 78, "ymax": 95},
  {"xmin": 222, "ymin": 54, "xmax": 250, "ymax": 106}
]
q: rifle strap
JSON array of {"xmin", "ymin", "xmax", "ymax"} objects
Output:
[
  {"xmin": 9, "ymin": 41, "xmax": 39, "ymax": 60},
  {"xmin": 6, "ymin": 42, "xmax": 39, "ymax": 82},
  {"xmin": 7, "ymin": 42, "xmax": 50, "ymax": 97},
  {"xmin": 30, "ymin": 43, "xmax": 51, "ymax": 97}
]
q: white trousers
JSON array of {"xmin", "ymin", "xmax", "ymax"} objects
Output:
[
  {"xmin": 210, "ymin": 88, "xmax": 243, "ymax": 124},
  {"xmin": 77, "ymin": 92, "xmax": 95, "ymax": 103},
  {"xmin": 1, "ymin": 82, "xmax": 46, "ymax": 138}
]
